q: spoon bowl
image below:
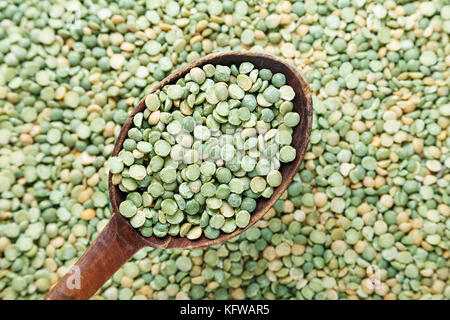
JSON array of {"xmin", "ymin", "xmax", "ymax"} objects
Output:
[
  {"xmin": 111, "ymin": 51, "xmax": 313, "ymax": 249},
  {"xmin": 45, "ymin": 51, "xmax": 312, "ymax": 300}
]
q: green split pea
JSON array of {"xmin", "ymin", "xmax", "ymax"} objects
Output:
[{"xmin": 109, "ymin": 62, "xmax": 300, "ymax": 240}]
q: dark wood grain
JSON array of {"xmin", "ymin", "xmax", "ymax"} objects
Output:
[
  {"xmin": 45, "ymin": 51, "xmax": 313, "ymax": 300},
  {"xmin": 44, "ymin": 213, "xmax": 146, "ymax": 300}
]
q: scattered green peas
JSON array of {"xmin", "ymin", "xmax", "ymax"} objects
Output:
[{"xmin": 1, "ymin": 0, "xmax": 448, "ymax": 303}]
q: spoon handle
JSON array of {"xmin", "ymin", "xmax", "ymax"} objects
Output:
[{"xmin": 44, "ymin": 213, "xmax": 144, "ymax": 300}]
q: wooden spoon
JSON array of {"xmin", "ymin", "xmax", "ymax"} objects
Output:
[{"xmin": 44, "ymin": 51, "xmax": 313, "ymax": 300}]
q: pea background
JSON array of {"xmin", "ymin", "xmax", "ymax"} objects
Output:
[{"xmin": 0, "ymin": 0, "xmax": 449, "ymax": 300}]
